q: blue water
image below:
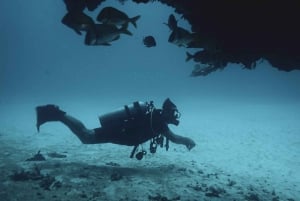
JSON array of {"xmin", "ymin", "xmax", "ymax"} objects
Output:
[{"xmin": 1, "ymin": 1, "xmax": 300, "ymax": 200}]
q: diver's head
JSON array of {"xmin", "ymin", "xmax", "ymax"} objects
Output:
[{"xmin": 162, "ymin": 98, "xmax": 181, "ymax": 126}]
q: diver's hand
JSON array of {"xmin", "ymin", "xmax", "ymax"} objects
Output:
[{"xmin": 184, "ymin": 137, "xmax": 196, "ymax": 150}]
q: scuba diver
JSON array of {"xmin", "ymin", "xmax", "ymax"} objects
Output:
[{"xmin": 36, "ymin": 98, "xmax": 196, "ymax": 160}]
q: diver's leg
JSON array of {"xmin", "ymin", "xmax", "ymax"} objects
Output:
[
  {"xmin": 60, "ymin": 116, "xmax": 113, "ymax": 144},
  {"xmin": 60, "ymin": 115, "xmax": 98, "ymax": 144},
  {"xmin": 36, "ymin": 105, "xmax": 99, "ymax": 144}
]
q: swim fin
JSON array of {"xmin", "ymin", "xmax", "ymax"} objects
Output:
[{"xmin": 36, "ymin": 104, "xmax": 66, "ymax": 132}]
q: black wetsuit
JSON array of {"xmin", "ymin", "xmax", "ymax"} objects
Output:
[{"xmin": 93, "ymin": 109, "xmax": 169, "ymax": 146}]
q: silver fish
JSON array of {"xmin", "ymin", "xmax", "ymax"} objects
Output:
[
  {"xmin": 85, "ymin": 24, "xmax": 132, "ymax": 46},
  {"xmin": 168, "ymin": 26, "xmax": 197, "ymax": 47},
  {"xmin": 61, "ymin": 11, "xmax": 95, "ymax": 35},
  {"xmin": 97, "ymin": 6, "xmax": 141, "ymax": 28},
  {"xmin": 143, "ymin": 35, "xmax": 156, "ymax": 47},
  {"xmin": 191, "ymin": 64, "xmax": 218, "ymax": 77}
]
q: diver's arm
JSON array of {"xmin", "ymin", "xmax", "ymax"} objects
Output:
[{"xmin": 163, "ymin": 130, "xmax": 196, "ymax": 150}]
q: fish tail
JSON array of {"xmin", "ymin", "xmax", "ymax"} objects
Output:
[
  {"xmin": 186, "ymin": 52, "xmax": 193, "ymax": 62},
  {"xmin": 130, "ymin": 15, "xmax": 141, "ymax": 28}
]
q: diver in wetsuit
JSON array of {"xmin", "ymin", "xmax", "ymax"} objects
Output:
[{"xmin": 36, "ymin": 98, "xmax": 196, "ymax": 159}]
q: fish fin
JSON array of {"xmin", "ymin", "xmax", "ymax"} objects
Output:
[
  {"xmin": 121, "ymin": 23, "xmax": 129, "ymax": 30},
  {"xmin": 73, "ymin": 29, "xmax": 82, "ymax": 35},
  {"xmin": 120, "ymin": 26, "xmax": 133, "ymax": 36},
  {"xmin": 130, "ymin": 15, "xmax": 141, "ymax": 28},
  {"xmin": 163, "ymin": 22, "xmax": 171, "ymax": 31},
  {"xmin": 101, "ymin": 42, "xmax": 111, "ymax": 46},
  {"xmin": 112, "ymin": 35, "xmax": 120, "ymax": 41},
  {"xmin": 186, "ymin": 52, "xmax": 193, "ymax": 62},
  {"xmin": 61, "ymin": 18, "xmax": 82, "ymax": 35},
  {"xmin": 84, "ymin": 31, "xmax": 96, "ymax": 45}
]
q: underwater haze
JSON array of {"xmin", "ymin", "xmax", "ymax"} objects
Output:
[{"xmin": 1, "ymin": 0, "xmax": 300, "ymax": 201}]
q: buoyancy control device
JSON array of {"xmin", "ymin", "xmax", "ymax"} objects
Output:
[{"xmin": 99, "ymin": 101, "xmax": 151, "ymax": 130}]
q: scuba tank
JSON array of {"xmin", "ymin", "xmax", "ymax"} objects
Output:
[
  {"xmin": 99, "ymin": 101, "xmax": 152, "ymax": 130},
  {"xmin": 99, "ymin": 101, "xmax": 169, "ymax": 160}
]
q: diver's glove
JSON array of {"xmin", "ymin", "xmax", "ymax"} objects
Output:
[
  {"xmin": 184, "ymin": 137, "xmax": 196, "ymax": 151},
  {"xmin": 36, "ymin": 104, "xmax": 66, "ymax": 132}
]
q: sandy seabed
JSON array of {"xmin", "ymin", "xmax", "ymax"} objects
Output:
[{"xmin": 0, "ymin": 101, "xmax": 299, "ymax": 201}]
